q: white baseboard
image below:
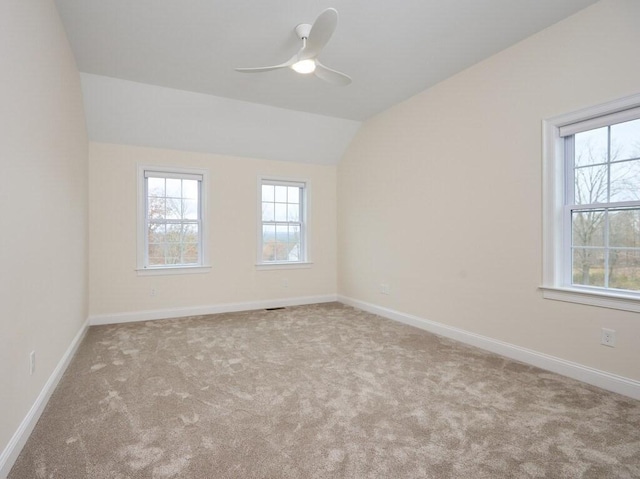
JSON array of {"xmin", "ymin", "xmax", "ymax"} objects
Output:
[
  {"xmin": 338, "ymin": 295, "xmax": 640, "ymax": 401},
  {"xmin": 0, "ymin": 318, "xmax": 90, "ymax": 479},
  {"xmin": 89, "ymin": 294, "xmax": 338, "ymax": 326}
]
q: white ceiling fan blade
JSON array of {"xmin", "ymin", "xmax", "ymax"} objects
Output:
[
  {"xmin": 301, "ymin": 8, "xmax": 338, "ymax": 60},
  {"xmin": 236, "ymin": 55, "xmax": 296, "ymax": 73},
  {"xmin": 314, "ymin": 61, "xmax": 351, "ymax": 86}
]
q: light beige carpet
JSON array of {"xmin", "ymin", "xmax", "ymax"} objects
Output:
[{"xmin": 9, "ymin": 303, "xmax": 640, "ymax": 478}]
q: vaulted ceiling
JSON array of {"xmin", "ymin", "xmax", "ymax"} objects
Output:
[{"xmin": 55, "ymin": 0, "xmax": 599, "ymax": 164}]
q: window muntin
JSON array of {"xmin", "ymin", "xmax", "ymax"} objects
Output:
[
  {"xmin": 138, "ymin": 168, "xmax": 207, "ymax": 270},
  {"xmin": 565, "ymin": 116, "xmax": 640, "ymax": 292},
  {"xmin": 260, "ymin": 179, "xmax": 306, "ymax": 263}
]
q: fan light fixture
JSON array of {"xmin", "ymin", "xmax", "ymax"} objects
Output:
[
  {"xmin": 291, "ymin": 59, "xmax": 316, "ymax": 74},
  {"xmin": 235, "ymin": 8, "xmax": 352, "ymax": 86}
]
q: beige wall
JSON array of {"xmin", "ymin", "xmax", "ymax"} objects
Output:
[
  {"xmin": 0, "ymin": 0, "xmax": 88, "ymax": 457},
  {"xmin": 89, "ymin": 143, "xmax": 337, "ymax": 317},
  {"xmin": 338, "ymin": 0, "xmax": 640, "ymax": 380}
]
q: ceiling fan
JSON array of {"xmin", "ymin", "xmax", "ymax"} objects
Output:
[{"xmin": 235, "ymin": 8, "xmax": 352, "ymax": 86}]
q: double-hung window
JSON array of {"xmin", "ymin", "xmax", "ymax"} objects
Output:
[
  {"xmin": 258, "ymin": 178, "xmax": 307, "ymax": 265},
  {"xmin": 137, "ymin": 166, "xmax": 209, "ymax": 274},
  {"xmin": 543, "ymin": 95, "xmax": 640, "ymax": 311}
]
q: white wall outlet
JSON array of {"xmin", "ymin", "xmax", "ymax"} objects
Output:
[
  {"xmin": 29, "ymin": 351, "xmax": 36, "ymax": 375},
  {"xmin": 601, "ymin": 328, "xmax": 616, "ymax": 347},
  {"xmin": 150, "ymin": 288, "xmax": 157, "ymax": 297},
  {"xmin": 281, "ymin": 278, "xmax": 289, "ymax": 288},
  {"xmin": 380, "ymin": 283, "xmax": 390, "ymax": 295}
]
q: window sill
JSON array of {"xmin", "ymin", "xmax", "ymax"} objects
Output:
[
  {"xmin": 255, "ymin": 262, "xmax": 313, "ymax": 271},
  {"xmin": 540, "ymin": 286, "xmax": 640, "ymax": 313},
  {"xmin": 136, "ymin": 265, "xmax": 212, "ymax": 276}
]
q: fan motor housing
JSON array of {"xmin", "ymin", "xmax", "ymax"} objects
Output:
[{"xmin": 295, "ymin": 23, "xmax": 312, "ymax": 40}]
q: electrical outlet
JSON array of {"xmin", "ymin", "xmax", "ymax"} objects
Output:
[
  {"xmin": 601, "ymin": 328, "xmax": 616, "ymax": 347},
  {"xmin": 282, "ymin": 278, "xmax": 289, "ymax": 288},
  {"xmin": 380, "ymin": 283, "xmax": 390, "ymax": 295},
  {"xmin": 150, "ymin": 288, "xmax": 157, "ymax": 297},
  {"xmin": 30, "ymin": 351, "xmax": 36, "ymax": 375}
]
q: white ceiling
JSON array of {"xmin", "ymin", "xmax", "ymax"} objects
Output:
[
  {"xmin": 55, "ymin": 0, "xmax": 599, "ymax": 164},
  {"xmin": 80, "ymin": 73, "xmax": 361, "ymax": 165}
]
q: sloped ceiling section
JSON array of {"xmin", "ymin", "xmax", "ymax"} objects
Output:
[
  {"xmin": 81, "ymin": 74, "xmax": 361, "ymax": 165},
  {"xmin": 59, "ymin": 0, "xmax": 600, "ymax": 121}
]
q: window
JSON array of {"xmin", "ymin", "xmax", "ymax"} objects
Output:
[
  {"xmin": 542, "ymin": 94, "xmax": 640, "ymax": 311},
  {"xmin": 258, "ymin": 178, "xmax": 308, "ymax": 266},
  {"xmin": 137, "ymin": 166, "xmax": 209, "ymax": 274}
]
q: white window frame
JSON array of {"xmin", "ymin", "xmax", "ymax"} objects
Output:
[
  {"xmin": 256, "ymin": 176, "xmax": 312, "ymax": 270},
  {"xmin": 541, "ymin": 93, "xmax": 640, "ymax": 312},
  {"xmin": 136, "ymin": 165, "xmax": 211, "ymax": 276}
]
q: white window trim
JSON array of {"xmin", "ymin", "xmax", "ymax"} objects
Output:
[
  {"xmin": 255, "ymin": 262, "xmax": 314, "ymax": 271},
  {"xmin": 256, "ymin": 176, "xmax": 310, "ymax": 268},
  {"xmin": 541, "ymin": 92, "xmax": 640, "ymax": 312},
  {"xmin": 136, "ymin": 165, "xmax": 211, "ymax": 275}
]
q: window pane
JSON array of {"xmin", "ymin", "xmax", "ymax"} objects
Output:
[
  {"xmin": 288, "ymin": 225, "xmax": 301, "ymax": 261},
  {"xmin": 276, "ymin": 225, "xmax": 288, "ymax": 244},
  {"xmin": 610, "ymin": 159, "xmax": 640, "ymax": 203},
  {"xmin": 262, "ymin": 202, "xmax": 274, "ymax": 221},
  {"xmin": 288, "ymin": 187, "xmax": 300, "ymax": 204},
  {"xmin": 572, "ymin": 248, "xmax": 605, "ymax": 287},
  {"xmin": 183, "ymin": 199, "xmax": 198, "ymax": 220},
  {"xmin": 260, "ymin": 181, "xmax": 305, "ymax": 264},
  {"xmin": 144, "ymin": 170, "xmax": 205, "ymax": 268},
  {"xmin": 288, "ymin": 243, "xmax": 300, "ymax": 261},
  {"xmin": 148, "ymin": 244, "xmax": 165, "ymax": 265},
  {"xmin": 276, "ymin": 244, "xmax": 289, "ymax": 261},
  {"xmin": 275, "ymin": 203, "xmax": 287, "ymax": 221},
  {"xmin": 166, "ymin": 178, "xmax": 181, "ymax": 198},
  {"xmin": 262, "ymin": 184, "xmax": 274, "ymax": 202},
  {"xmin": 575, "ymin": 127, "xmax": 608, "ymax": 167},
  {"xmin": 166, "ymin": 198, "xmax": 182, "ymax": 219},
  {"xmin": 609, "ymin": 249, "xmax": 640, "ymax": 291},
  {"xmin": 166, "ymin": 224, "xmax": 182, "ymax": 242},
  {"xmin": 574, "ymin": 165, "xmax": 607, "ymax": 205},
  {"xmin": 262, "ymin": 225, "xmax": 276, "ymax": 261},
  {"xmin": 287, "ymin": 204, "xmax": 300, "ymax": 222},
  {"xmin": 275, "ymin": 186, "xmax": 287, "ymax": 202},
  {"xmin": 609, "ymin": 209, "xmax": 640, "ymax": 247},
  {"xmin": 182, "ymin": 179, "xmax": 198, "ymax": 199},
  {"xmin": 611, "ymin": 118, "xmax": 640, "ymax": 161},
  {"xmin": 289, "ymin": 225, "xmax": 300, "ymax": 242},
  {"xmin": 182, "ymin": 224, "xmax": 198, "ymax": 242},
  {"xmin": 275, "ymin": 225, "xmax": 289, "ymax": 260},
  {"xmin": 165, "ymin": 242, "xmax": 181, "ymax": 264},
  {"xmin": 148, "ymin": 197, "xmax": 165, "ymax": 219},
  {"xmin": 182, "ymin": 243, "xmax": 199, "ymax": 264},
  {"xmin": 148, "ymin": 223, "xmax": 166, "ymax": 244},
  {"xmin": 262, "ymin": 224, "xmax": 275, "ymax": 240},
  {"xmin": 148, "ymin": 177, "xmax": 165, "ymax": 197},
  {"xmin": 572, "ymin": 210, "xmax": 604, "ymax": 247}
]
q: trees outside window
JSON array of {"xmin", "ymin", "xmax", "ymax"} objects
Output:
[
  {"xmin": 542, "ymin": 97, "xmax": 640, "ymax": 311},
  {"xmin": 568, "ymin": 118, "xmax": 640, "ymax": 292},
  {"xmin": 259, "ymin": 179, "xmax": 306, "ymax": 264},
  {"xmin": 137, "ymin": 166, "xmax": 209, "ymax": 272}
]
